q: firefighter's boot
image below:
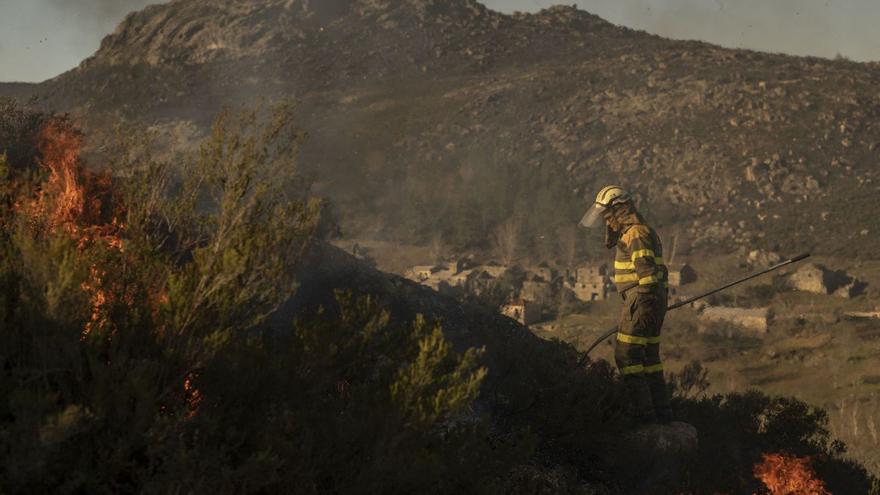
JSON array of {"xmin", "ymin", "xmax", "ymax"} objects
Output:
[
  {"xmin": 646, "ymin": 372, "xmax": 672, "ymax": 423},
  {"xmin": 623, "ymin": 374, "xmax": 656, "ymax": 423}
]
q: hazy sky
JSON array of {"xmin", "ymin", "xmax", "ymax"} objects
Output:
[{"xmin": 1, "ymin": 0, "xmax": 877, "ymax": 82}]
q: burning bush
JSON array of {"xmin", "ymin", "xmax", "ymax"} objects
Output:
[
  {"xmin": 754, "ymin": 453, "xmax": 830, "ymax": 495},
  {"xmin": 0, "ymin": 103, "xmax": 505, "ymax": 494}
]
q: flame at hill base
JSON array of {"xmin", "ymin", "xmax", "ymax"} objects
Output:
[
  {"xmin": 30, "ymin": 119, "xmax": 121, "ymax": 237},
  {"xmin": 754, "ymin": 453, "xmax": 830, "ymax": 495},
  {"xmin": 26, "ymin": 119, "xmax": 127, "ymax": 339},
  {"xmin": 17, "ymin": 117, "xmax": 199, "ymax": 415}
]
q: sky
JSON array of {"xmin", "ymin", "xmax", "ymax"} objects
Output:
[{"xmin": 0, "ymin": 0, "xmax": 877, "ymax": 82}]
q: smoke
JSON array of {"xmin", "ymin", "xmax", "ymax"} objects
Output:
[
  {"xmin": 482, "ymin": 0, "xmax": 878, "ymax": 62},
  {"xmin": 0, "ymin": 0, "xmax": 164, "ymax": 82}
]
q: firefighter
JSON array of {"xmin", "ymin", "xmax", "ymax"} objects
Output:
[{"xmin": 580, "ymin": 185, "xmax": 671, "ymax": 423}]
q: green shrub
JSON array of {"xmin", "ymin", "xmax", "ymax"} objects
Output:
[{"xmin": 0, "ymin": 104, "xmax": 511, "ymax": 494}]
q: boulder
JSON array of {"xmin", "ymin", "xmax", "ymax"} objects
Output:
[{"xmin": 748, "ymin": 249, "xmax": 782, "ymax": 268}]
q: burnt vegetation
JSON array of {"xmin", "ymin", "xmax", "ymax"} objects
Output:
[{"xmin": 0, "ymin": 100, "xmax": 876, "ymax": 494}]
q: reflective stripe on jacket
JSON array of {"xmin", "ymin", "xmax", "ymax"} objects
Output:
[{"xmin": 613, "ymin": 220, "xmax": 669, "ymax": 294}]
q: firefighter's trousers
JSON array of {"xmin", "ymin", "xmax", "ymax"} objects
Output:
[{"xmin": 615, "ymin": 287, "xmax": 670, "ymax": 421}]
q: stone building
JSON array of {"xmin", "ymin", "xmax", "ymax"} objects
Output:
[
  {"xmin": 667, "ymin": 264, "xmax": 697, "ymax": 288},
  {"xmin": 699, "ymin": 306, "xmax": 771, "ymax": 335},
  {"xmin": 405, "ymin": 263, "xmax": 473, "ymax": 294},
  {"xmin": 789, "ymin": 263, "xmax": 865, "ymax": 299},
  {"xmin": 501, "ymin": 299, "xmax": 541, "ymax": 326},
  {"xmin": 479, "ymin": 262, "xmax": 508, "ymax": 279},
  {"xmin": 465, "ymin": 270, "xmax": 497, "ymax": 296},
  {"xmin": 521, "ymin": 277, "xmax": 554, "ymax": 307},
  {"xmin": 405, "ymin": 265, "xmax": 437, "ymax": 283},
  {"xmin": 530, "ymin": 262, "xmax": 554, "ymax": 283},
  {"xmin": 565, "ymin": 263, "xmax": 610, "ymax": 302},
  {"xmin": 445, "ymin": 269, "xmax": 473, "ymax": 287}
]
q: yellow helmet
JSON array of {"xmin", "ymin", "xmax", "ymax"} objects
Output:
[{"xmin": 579, "ymin": 185, "xmax": 631, "ymax": 228}]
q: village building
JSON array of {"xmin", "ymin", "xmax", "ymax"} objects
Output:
[
  {"xmin": 521, "ymin": 277, "xmax": 554, "ymax": 307},
  {"xmin": 404, "ymin": 265, "xmax": 436, "ymax": 283},
  {"xmin": 465, "ymin": 270, "xmax": 497, "ymax": 296},
  {"xmin": 699, "ymin": 306, "xmax": 771, "ymax": 335},
  {"xmin": 455, "ymin": 257, "xmax": 478, "ymax": 274},
  {"xmin": 479, "ymin": 262, "xmax": 508, "ymax": 279},
  {"xmin": 789, "ymin": 263, "xmax": 864, "ymax": 299},
  {"xmin": 564, "ymin": 263, "xmax": 610, "ymax": 302},
  {"xmin": 445, "ymin": 269, "xmax": 473, "ymax": 287},
  {"xmin": 405, "ymin": 261, "xmax": 481, "ymax": 296},
  {"xmin": 501, "ymin": 299, "xmax": 541, "ymax": 326},
  {"xmin": 530, "ymin": 262, "xmax": 554, "ymax": 283},
  {"xmin": 667, "ymin": 264, "xmax": 697, "ymax": 288},
  {"xmin": 845, "ymin": 310, "xmax": 880, "ymax": 320}
]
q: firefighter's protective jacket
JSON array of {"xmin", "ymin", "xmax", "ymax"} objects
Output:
[{"xmin": 612, "ymin": 211, "xmax": 669, "ymax": 295}]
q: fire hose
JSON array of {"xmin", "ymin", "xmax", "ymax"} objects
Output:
[{"xmin": 579, "ymin": 253, "xmax": 811, "ymax": 364}]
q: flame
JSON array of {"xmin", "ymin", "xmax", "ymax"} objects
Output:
[
  {"xmin": 20, "ymin": 117, "xmax": 195, "ymax": 414},
  {"xmin": 35, "ymin": 120, "xmax": 86, "ymax": 233},
  {"xmin": 754, "ymin": 453, "xmax": 830, "ymax": 495},
  {"xmin": 23, "ymin": 118, "xmax": 124, "ymax": 238},
  {"xmin": 15, "ymin": 118, "xmax": 130, "ymax": 339},
  {"xmin": 183, "ymin": 373, "xmax": 202, "ymax": 418}
]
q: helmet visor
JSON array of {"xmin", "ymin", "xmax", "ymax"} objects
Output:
[{"xmin": 579, "ymin": 203, "xmax": 607, "ymax": 228}]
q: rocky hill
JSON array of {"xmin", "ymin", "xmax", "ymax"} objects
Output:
[{"xmin": 5, "ymin": 0, "xmax": 880, "ymax": 260}]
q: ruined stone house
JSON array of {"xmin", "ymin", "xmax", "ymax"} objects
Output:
[
  {"xmin": 465, "ymin": 270, "xmax": 497, "ymax": 296},
  {"xmin": 699, "ymin": 306, "xmax": 771, "ymax": 335},
  {"xmin": 521, "ymin": 277, "xmax": 554, "ymax": 307},
  {"xmin": 565, "ymin": 263, "xmax": 610, "ymax": 302},
  {"xmin": 667, "ymin": 264, "xmax": 697, "ymax": 288},
  {"xmin": 405, "ymin": 265, "xmax": 437, "ymax": 283},
  {"xmin": 530, "ymin": 263, "xmax": 554, "ymax": 283},
  {"xmin": 501, "ymin": 299, "xmax": 541, "ymax": 326},
  {"xmin": 789, "ymin": 262, "xmax": 865, "ymax": 299},
  {"xmin": 479, "ymin": 262, "xmax": 508, "ymax": 279},
  {"xmin": 405, "ymin": 263, "xmax": 473, "ymax": 295}
]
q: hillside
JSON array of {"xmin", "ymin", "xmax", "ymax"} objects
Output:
[
  {"xmin": 4, "ymin": 0, "xmax": 880, "ymax": 261},
  {"xmin": 2, "ymin": 4, "xmax": 880, "ymax": 490}
]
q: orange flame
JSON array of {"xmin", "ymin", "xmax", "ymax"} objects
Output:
[
  {"xmin": 24, "ymin": 117, "xmax": 193, "ymax": 413},
  {"xmin": 35, "ymin": 119, "xmax": 86, "ymax": 233},
  {"xmin": 21, "ymin": 118, "xmax": 128, "ymax": 339},
  {"xmin": 183, "ymin": 373, "xmax": 202, "ymax": 419},
  {"xmin": 754, "ymin": 453, "xmax": 830, "ymax": 495},
  {"xmin": 23, "ymin": 118, "xmax": 123, "ymax": 238}
]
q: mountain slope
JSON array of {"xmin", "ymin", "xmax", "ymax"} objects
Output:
[{"xmin": 6, "ymin": 0, "xmax": 880, "ymax": 260}]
